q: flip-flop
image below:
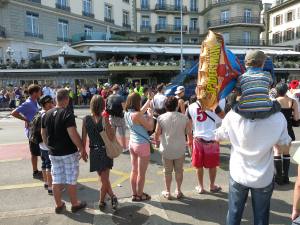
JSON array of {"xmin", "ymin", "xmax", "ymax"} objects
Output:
[
  {"xmin": 161, "ymin": 191, "xmax": 172, "ymax": 200},
  {"xmin": 210, "ymin": 186, "xmax": 222, "ymax": 193},
  {"xmin": 175, "ymin": 191, "xmax": 184, "ymax": 199},
  {"xmin": 195, "ymin": 186, "xmax": 206, "ymax": 194}
]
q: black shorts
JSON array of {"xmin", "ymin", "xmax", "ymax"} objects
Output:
[{"xmin": 29, "ymin": 141, "xmax": 41, "ymax": 156}]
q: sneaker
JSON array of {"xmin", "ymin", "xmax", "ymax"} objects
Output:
[
  {"xmin": 71, "ymin": 201, "xmax": 87, "ymax": 213},
  {"xmin": 55, "ymin": 202, "xmax": 66, "ymax": 214},
  {"xmin": 33, "ymin": 170, "xmax": 43, "ymax": 179},
  {"xmin": 111, "ymin": 195, "xmax": 118, "ymax": 210},
  {"xmin": 48, "ymin": 189, "xmax": 53, "ymax": 195}
]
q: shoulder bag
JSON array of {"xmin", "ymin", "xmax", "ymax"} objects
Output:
[{"xmin": 100, "ymin": 117, "xmax": 122, "ymax": 159}]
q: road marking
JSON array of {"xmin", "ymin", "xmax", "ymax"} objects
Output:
[
  {"xmin": 0, "ymin": 158, "xmax": 22, "ymax": 163},
  {"xmin": 157, "ymin": 167, "xmax": 195, "ymax": 175}
]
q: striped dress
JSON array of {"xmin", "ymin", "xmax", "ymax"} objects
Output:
[{"xmin": 237, "ymin": 67, "xmax": 273, "ymax": 113}]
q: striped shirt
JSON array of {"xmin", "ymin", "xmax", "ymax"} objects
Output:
[{"xmin": 237, "ymin": 67, "xmax": 273, "ymax": 113}]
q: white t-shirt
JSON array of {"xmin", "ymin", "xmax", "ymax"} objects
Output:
[
  {"xmin": 287, "ymin": 89, "xmax": 300, "ymax": 114},
  {"xmin": 152, "ymin": 93, "xmax": 167, "ymax": 110},
  {"xmin": 42, "ymin": 87, "xmax": 51, "ymax": 96},
  {"xmin": 186, "ymin": 102, "xmax": 218, "ymax": 141},
  {"xmin": 215, "ymin": 111, "xmax": 291, "ymax": 188}
]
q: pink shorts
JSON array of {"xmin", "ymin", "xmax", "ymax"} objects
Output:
[
  {"xmin": 129, "ymin": 142, "xmax": 150, "ymax": 157},
  {"xmin": 192, "ymin": 137, "xmax": 220, "ymax": 169}
]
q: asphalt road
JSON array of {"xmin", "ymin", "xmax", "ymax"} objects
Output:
[{"xmin": 0, "ymin": 109, "xmax": 299, "ymax": 225}]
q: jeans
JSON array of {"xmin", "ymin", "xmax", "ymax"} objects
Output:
[
  {"xmin": 227, "ymin": 177, "xmax": 274, "ymax": 225},
  {"xmin": 293, "ymin": 217, "xmax": 300, "ymax": 225}
]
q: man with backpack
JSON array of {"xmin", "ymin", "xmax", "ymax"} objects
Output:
[
  {"xmin": 30, "ymin": 95, "xmax": 54, "ymax": 195},
  {"xmin": 106, "ymin": 84, "xmax": 128, "ymax": 153},
  {"xmin": 186, "ymin": 96, "xmax": 225, "ymax": 194}
]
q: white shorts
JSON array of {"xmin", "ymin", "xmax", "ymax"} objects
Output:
[{"xmin": 49, "ymin": 152, "xmax": 80, "ymax": 185}]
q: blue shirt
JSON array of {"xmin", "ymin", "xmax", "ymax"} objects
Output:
[{"xmin": 16, "ymin": 97, "xmax": 39, "ymax": 137}]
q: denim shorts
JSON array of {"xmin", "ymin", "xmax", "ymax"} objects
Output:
[{"xmin": 40, "ymin": 150, "xmax": 51, "ymax": 170}]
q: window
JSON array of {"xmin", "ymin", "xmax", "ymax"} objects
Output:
[
  {"xmin": 244, "ymin": 9, "xmax": 252, "ymax": 23},
  {"xmin": 297, "ymin": 27, "xmax": 300, "ymax": 39},
  {"xmin": 175, "ymin": 0, "xmax": 181, "ymax": 10},
  {"xmin": 273, "ymin": 32, "xmax": 282, "ymax": 44},
  {"xmin": 174, "ymin": 17, "xmax": 181, "ymax": 30},
  {"xmin": 158, "ymin": 0, "xmax": 165, "ymax": 7},
  {"xmin": 141, "ymin": 0, "xmax": 149, "ymax": 9},
  {"xmin": 243, "ymin": 31, "xmax": 251, "ymax": 45},
  {"xmin": 105, "ymin": 4, "xmax": 113, "ymax": 20},
  {"xmin": 56, "ymin": 0, "xmax": 69, "ymax": 10},
  {"xmin": 123, "ymin": 11, "xmax": 130, "ymax": 26},
  {"xmin": 141, "ymin": 15, "xmax": 150, "ymax": 27},
  {"xmin": 26, "ymin": 12, "xmax": 39, "ymax": 36},
  {"xmin": 123, "ymin": 0, "xmax": 129, "ymax": 3},
  {"xmin": 190, "ymin": 38, "xmax": 198, "ymax": 44},
  {"xmin": 298, "ymin": 8, "xmax": 300, "ymax": 19},
  {"xmin": 173, "ymin": 37, "xmax": 181, "ymax": 43},
  {"xmin": 58, "ymin": 19, "xmax": 69, "ymax": 41},
  {"xmin": 274, "ymin": 14, "xmax": 283, "ymax": 26},
  {"xmin": 190, "ymin": 18, "xmax": 198, "ymax": 30},
  {"xmin": 190, "ymin": 0, "xmax": 197, "ymax": 11},
  {"xmin": 83, "ymin": 0, "xmax": 92, "ymax": 14},
  {"xmin": 284, "ymin": 28, "xmax": 295, "ymax": 41},
  {"xmin": 84, "ymin": 25, "xmax": 93, "ymax": 37},
  {"xmin": 286, "ymin": 10, "xmax": 295, "ymax": 22},
  {"xmin": 223, "ymin": 32, "xmax": 230, "ymax": 44},
  {"xmin": 158, "ymin": 16, "xmax": 167, "ymax": 28},
  {"xmin": 221, "ymin": 10, "xmax": 230, "ymax": 24},
  {"xmin": 28, "ymin": 49, "xmax": 42, "ymax": 61}
]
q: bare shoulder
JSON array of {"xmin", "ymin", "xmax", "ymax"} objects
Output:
[{"xmin": 131, "ymin": 111, "xmax": 143, "ymax": 123}]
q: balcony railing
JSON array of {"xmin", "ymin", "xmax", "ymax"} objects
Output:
[
  {"xmin": 123, "ymin": 23, "xmax": 131, "ymax": 29},
  {"xmin": 155, "ymin": 4, "xmax": 187, "ymax": 13},
  {"xmin": 155, "ymin": 24, "xmax": 188, "ymax": 33},
  {"xmin": 141, "ymin": 4, "xmax": 150, "ymax": 10},
  {"xmin": 57, "ymin": 37, "xmax": 71, "ymax": 42},
  {"xmin": 207, "ymin": 16, "xmax": 261, "ymax": 28},
  {"xmin": 82, "ymin": 11, "xmax": 94, "ymax": 18},
  {"xmin": 190, "ymin": 7, "xmax": 198, "ymax": 12},
  {"xmin": 104, "ymin": 17, "xmax": 114, "ymax": 24},
  {"xmin": 56, "ymin": 3, "xmax": 70, "ymax": 11},
  {"xmin": 140, "ymin": 25, "xmax": 151, "ymax": 33},
  {"xmin": 71, "ymin": 32, "xmax": 130, "ymax": 43},
  {"xmin": 226, "ymin": 39, "xmax": 267, "ymax": 46},
  {"xmin": 0, "ymin": 26, "xmax": 5, "ymax": 38},
  {"xmin": 25, "ymin": 32, "xmax": 43, "ymax": 39},
  {"xmin": 189, "ymin": 27, "xmax": 199, "ymax": 34}
]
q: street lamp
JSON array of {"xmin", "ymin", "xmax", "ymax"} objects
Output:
[
  {"xmin": 180, "ymin": 0, "xmax": 183, "ymax": 73},
  {"xmin": 59, "ymin": 45, "xmax": 68, "ymax": 66}
]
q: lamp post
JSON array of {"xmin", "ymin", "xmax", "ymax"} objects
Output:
[
  {"xmin": 59, "ymin": 45, "xmax": 68, "ymax": 66},
  {"xmin": 180, "ymin": 0, "xmax": 183, "ymax": 73}
]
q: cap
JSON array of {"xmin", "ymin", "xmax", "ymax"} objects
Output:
[
  {"xmin": 245, "ymin": 50, "xmax": 266, "ymax": 66},
  {"xmin": 39, "ymin": 95, "xmax": 53, "ymax": 106},
  {"xmin": 289, "ymin": 80, "xmax": 299, "ymax": 89},
  {"xmin": 175, "ymin": 86, "xmax": 185, "ymax": 95},
  {"xmin": 104, "ymin": 83, "xmax": 111, "ymax": 88}
]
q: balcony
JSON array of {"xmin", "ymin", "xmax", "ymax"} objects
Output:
[
  {"xmin": 140, "ymin": 25, "xmax": 151, "ymax": 33},
  {"xmin": 0, "ymin": 26, "xmax": 5, "ymax": 38},
  {"xmin": 155, "ymin": 24, "xmax": 188, "ymax": 33},
  {"xmin": 141, "ymin": 4, "xmax": 150, "ymax": 10},
  {"xmin": 123, "ymin": 23, "xmax": 131, "ymax": 30},
  {"xmin": 226, "ymin": 39, "xmax": 267, "ymax": 46},
  {"xmin": 71, "ymin": 32, "xmax": 130, "ymax": 43},
  {"xmin": 207, "ymin": 16, "xmax": 262, "ymax": 28},
  {"xmin": 190, "ymin": 7, "xmax": 198, "ymax": 12},
  {"xmin": 104, "ymin": 17, "xmax": 114, "ymax": 24},
  {"xmin": 189, "ymin": 27, "xmax": 199, "ymax": 34},
  {"xmin": 56, "ymin": 3, "xmax": 70, "ymax": 12},
  {"xmin": 57, "ymin": 37, "xmax": 71, "ymax": 42},
  {"xmin": 82, "ymin": 11, "xmax": 94, "ymax": 18},
  {"xmin": 155, "ymin": 4, "xmax": 187, "ymax": 13},
  {"xmin": 25, "ymin": 32, "xmax": 43, "ymax": 39}
]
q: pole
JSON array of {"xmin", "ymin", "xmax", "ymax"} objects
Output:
[{"xmin": 180, "ymin": 0, "xmax": 183, "ymax": 73}]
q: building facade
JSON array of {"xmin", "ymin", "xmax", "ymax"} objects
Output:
[
  {"xmin": 267, "ymin": 0, "xmax": 300, "ymax": 51},
  {"xmin": 135, "ymin": 0, "xmax": 264, "ymax": 45},
  {"xmin": 0, "ymin": 0, "xmax": 134, "ymax": 62}
]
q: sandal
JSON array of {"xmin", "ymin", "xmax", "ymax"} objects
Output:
[
  {"xmin": 71, "ymin": 201, "xmax": 87, "ymax": 213},
  {"xmin": 175, "ymin": 191, "xmax": 184, "ymax": 199},
  {"xmin": 132, "ymin": 195, "xmax": 138, "ymax": 202},
  {"xmin": 55, "ymin": 202, "xmax": 66, "ymax": 214},
  {"xmin": 210, "ymin": 186, "xmax": 222, "ymax": 193},
  {"xmin": 134, "ymin": 193, "xmax": 151, "ymax": 202},
  {"xmin": 161, "ymin": 191, "xmax": 172, "ymax": 200},
  {"xmin": 195, "ymin": 186, "xmax": 206, "ymax": 194},
  {"xmin": 99, "ymin": 201, "xmax": 106, "ymax": 211}
]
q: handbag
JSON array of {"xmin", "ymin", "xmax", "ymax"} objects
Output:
[{"xmin": 100, "ymin": 118, "xmax": 122, "ymax": 159}]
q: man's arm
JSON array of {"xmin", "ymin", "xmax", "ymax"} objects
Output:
[
  {"xmin": 11, "ymin": 110, "xmax": 28, "ymax": 122},
  {"xmin": 67, "ymin": 127, "xmax": 87, "ymax": 162},
  {"xmin": 41, "ymin": 128, "xmax": 47, "ymax": 145}
]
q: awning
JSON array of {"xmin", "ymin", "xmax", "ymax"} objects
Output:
[{"xmin": 43, "ymin": 44, "xmax": 91, "ymax": 59}]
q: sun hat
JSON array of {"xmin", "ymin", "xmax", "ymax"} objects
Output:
[{"xmin": 175, "ymin": 86, "xmax": 185, "ymax": 95}]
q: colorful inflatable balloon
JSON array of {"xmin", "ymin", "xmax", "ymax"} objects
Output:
[{"xmin": 196, "ymin": 31, "xmax": 245, "ymax": 110}]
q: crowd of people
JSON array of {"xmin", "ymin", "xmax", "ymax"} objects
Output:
[{"xmin": 9, "ymin": 50, "xmax": 300, "ymax": 225}]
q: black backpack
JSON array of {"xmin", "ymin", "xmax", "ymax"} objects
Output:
[
  {"xmin": 106, "ymin": 95, "xmax": 124, "ymax": 118},
  {"xmin": 29, "ymin": 111, "xmax": 43, "ymax": 144}
]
